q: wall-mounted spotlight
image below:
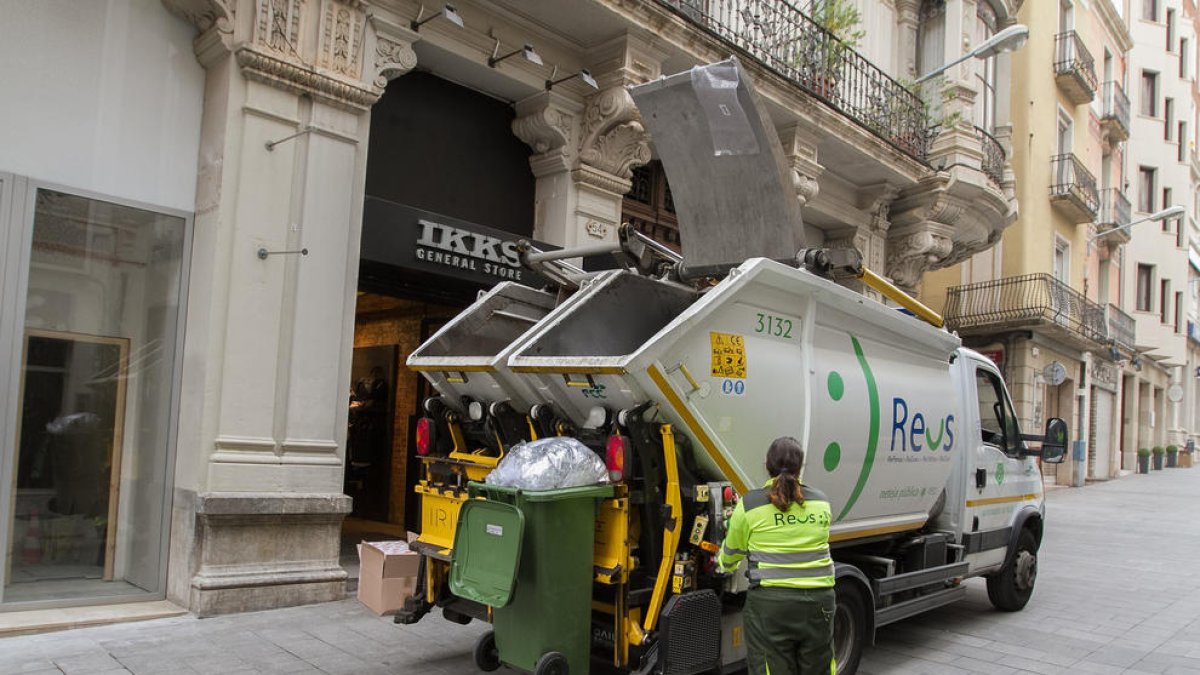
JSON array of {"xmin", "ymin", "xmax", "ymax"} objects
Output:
[
  {"xmin": 1132, "ymin": 353, "xmax": 1143, "ymax": 371},
  {"xmin": 489, "ymin": 41, "xmax": 542, "ymax": 68},
  {"xmin": 545, "ymin": 67, "xmax": 598, "ymax": 91},
  {"xmin": 410, "ymin": 4, "xmax": 463, "ymax": 32}
]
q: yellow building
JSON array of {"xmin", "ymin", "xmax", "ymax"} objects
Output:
[{"xmin": 922, "ymin": 0, "xmax": 1146, "ymax": 486}]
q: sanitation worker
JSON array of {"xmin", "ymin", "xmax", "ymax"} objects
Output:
[{"xmin": 718, "ymin": 436, "xmax": 836, "ymax": 675}]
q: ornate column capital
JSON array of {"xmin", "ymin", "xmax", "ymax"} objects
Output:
[
  {"xmin": 777, "ymin": 123, "xmax": 825, "ymax": 209},
  {"xmin": 577, "ymin": 86, "xmax": 651, "ymax": 184},
  {"xmin": 162, "ymin": 0, "xmax": 234, "ymax": 33},
  {"xmin": 513, "ymin": 92, "xmax": 582, "ymax": 178},
  {"xmin": 368, "ymin": 16, "xmax": 419, "ymax": 92},
  {"xmin": 886, "ymin": 175, "xmax": 965, "ymax": 291}
]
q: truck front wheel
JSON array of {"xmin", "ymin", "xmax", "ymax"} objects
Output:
[
  {"xmin": 986, "ymin": 528, "xmax": 1038, "ymax": 612},
  {"xmin": 833, "ymin": 581, "xmax": 867, "ymax": 675}
]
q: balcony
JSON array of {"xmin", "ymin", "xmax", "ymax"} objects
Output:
[
  {"xmin": 1050, "ymin": 154, "xmax": 1099, "ymax": 222},
  {"xmin": 944, "ymin": 274, "xmax": 1109, "ymax": 348},
  {"xmin": 656, "ymin": 0, "xmax": 930, "ymax": 160},
  {"xmin": 1100, "ymin": 81, "xmax": 1130, "ymax": 142},
  {"xmin": 1108, "ymin": 304, "xmax": 1136, "ymax": 352},
  {"xmin": 1095, "ymin": 188, "xmax": 1132, "ymax": 244},
  {"xmin": 1054, "ymin": 31, "xmax": 1097, "ymax": 104},
  {"xmin": 976, "ymin": 126, "xmax": 1005, "ymax": 187}
]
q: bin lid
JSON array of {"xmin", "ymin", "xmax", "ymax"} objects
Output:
[
  {"xmin": 449, "ymin": 499, "xmax": 525, "ymax": 608},
  {"xmin": 468, "ymin": 481, "xmax": 615, "ymax": 502}
]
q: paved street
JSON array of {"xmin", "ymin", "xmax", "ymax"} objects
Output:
[{"xmin": 3, "ymin": 468, "xmax": 1200, "ymax": 675}]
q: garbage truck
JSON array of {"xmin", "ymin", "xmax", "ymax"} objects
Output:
[{"xmin": 394, "ymin": 59, "xmax": 1068, "ymax": 675}]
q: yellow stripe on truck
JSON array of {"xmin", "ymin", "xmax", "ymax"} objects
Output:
[
  {"xmin": 965, "ymin": 493, "xmax": 1039, "ymax": 507},
  {"xmin": 647, "ymin": 363, "xmax": 748, "ymax": 495}
]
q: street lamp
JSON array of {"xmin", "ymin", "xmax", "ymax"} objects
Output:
[
  {"xmin": 914, "ymin": 24, "xmax": 1030, "ymax": 84},
  {"xmin": 1087, "ymin": 205, "xmax": 1186, "ymax": 243}
]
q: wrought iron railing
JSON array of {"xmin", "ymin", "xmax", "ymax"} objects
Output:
[
  {"xmin": 944, "ymin": 273, "xmax": 1109, "ymax": 345},
  {"xmin": 1098, "ymin": 188, "xmax": 1131, "ymax": 229},
  {"xmin": 1054, "ymin": 31, "xmax": 1098, "ymax": 93},
  {"xmin": 1107, "ymin": 304, "xmax": 1136, "ymax": 350},
  {"xmin": 656, "ymin": 0, "xmax": 930, "ymax": 161},
  {"xmin": 1101, "ymin": 81, "xmax": 1130, "ymax": 132},
  {"xmin": 976, "ymin": 126, "xmax": 1005, "ymax": 187},
  {"xmin": 1050, "ymin": 153, "xmax": 1099, "ymax": 215}
]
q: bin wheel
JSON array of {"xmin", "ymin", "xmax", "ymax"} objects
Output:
[
  {"xmin": 534, "ymin": 651, "xmax": 569, "ymax": 675},
  {"xmin": 473, "ymin": 631, "xmax": 501, "ymax": 672}
]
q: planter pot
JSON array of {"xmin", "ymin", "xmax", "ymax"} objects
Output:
[
  {"xmin": 1137, "ymin": 456, "xmax": 1150, "ymax": 474},
  {"xmin": 1153, "ymin": 455, "xmax": 1164, "ymax": 470},
  {"xmin": 1167, "ymin": 452, "xmax": 1178, "ymax": 468}
]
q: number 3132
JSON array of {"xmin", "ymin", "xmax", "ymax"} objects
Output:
[{"xmin": 755, "ymin": 313, "xmax": 793, "ymax": 338}]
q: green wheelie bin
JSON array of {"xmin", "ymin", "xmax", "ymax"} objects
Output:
[{"xmin": 450, "ymin": 481, "xmax": 613, "ymax": 675}]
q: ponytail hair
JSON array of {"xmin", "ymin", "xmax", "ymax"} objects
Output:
[{"xmin": 766, "ymin": 436, "xmax": 805, "ymax": 511}]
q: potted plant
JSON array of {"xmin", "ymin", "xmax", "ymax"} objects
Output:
[
  {"xmin": 804, "ymin": 0, "xmax": 865, "ymax": 99},
  {"xmin": 1166, "ymin": 444, "xmax": 1179, "ymax": 468},
  {"xmin": 1152, "ymin": 445, "xmax": 1166, "ymax": 471},
  {"xmin": 1137, "ymin": 448, "xmax": 1151, "ymax": 474}
]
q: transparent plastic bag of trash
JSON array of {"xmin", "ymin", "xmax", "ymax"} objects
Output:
[{"xmin": 484, "ymin": 437, "xmax": 609, "ymax": 489}]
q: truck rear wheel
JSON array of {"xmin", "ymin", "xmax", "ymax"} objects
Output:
[
  {"xmin": 986, "ymin": 528, "xmax": 1037, "ymax": 612},
  {"xmin": 833, "ymin": 581, "xmax": 867, "ymax": 675}
]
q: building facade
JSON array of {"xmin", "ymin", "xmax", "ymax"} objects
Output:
[
  {"xmin": 0, "ymin": 0, "xmax": 1020, "ymax": 615},
  {"xmin": 923, "ymin": 0, "xmax": 1140, "ymax": 486}
]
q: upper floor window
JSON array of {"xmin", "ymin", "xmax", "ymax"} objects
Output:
[
  {"xmin": 1141, "ymin": 71, "xmax": 1159, "ymax": 116},
  {"xmin": 1143, "ymin": 0, "xmax": 1159, "ymax": 22},
  {"xmin": 974, "ymin": 2, "xmax": 998, "ymax": 132},
  {"xmin": 1137, "ymin": 264, "xmax": 1155, "ymax": 312},
  {"xmin": 917, "ymin": 0, "xmax": 947, "ymax": 83},
  {"xmin": 1139, "ymin": 166, "xmax": 1157, "ymax": 212},
  {"xmin": 1167, "ymin": 9, "xmax": 1176, "ymax": 50}
]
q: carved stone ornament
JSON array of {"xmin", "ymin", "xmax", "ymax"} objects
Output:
[
  {"xmin": 255, "ymin": 0, "xmax": 302, "ymax": 56},
  {"xmin": 161, "ymin": 0, "xmax": 234, "ymax": 33},
  {"xmin": 318, "ymin": 0, "xmax": 366, "ymax": 79},
  {"xmin": 513, "ymin": 103, "xmax": 574, "ymax": 157},
  {"xmin": 578, "ymin": 87, "xmax": 651, "ymax": 180},
  {"xmin": 235, "ymin": 47, "xmax": 380, "ymax": 111},
  {"xmin": 373, "ymin": 37, "xmax": 417, "ymax": 89},
  {"xmin": 885, "ymin": 229, "xmax": 954, "ymax": 291}
]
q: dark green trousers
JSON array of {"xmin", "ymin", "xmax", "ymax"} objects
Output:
[{"xmin": 743, "ymin": 586, "xmax": 835, "ymax": 675}]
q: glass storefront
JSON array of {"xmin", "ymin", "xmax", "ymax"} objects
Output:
[{"xmin": 2, "ymin": 184, "xmax": 188, "ymax": 606}]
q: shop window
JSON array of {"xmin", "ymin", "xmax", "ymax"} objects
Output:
[
  {"xmin": 622, "ymin": 161, "xmax": 680, "ymax": 251},
  {"xmin": 5, "ymin": 187, "xmax": 187, "ymax": 605}
]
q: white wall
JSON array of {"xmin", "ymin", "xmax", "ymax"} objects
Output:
[{"xmin": 0, "ymin": 0, "xmax": 204, "ymax": 211}]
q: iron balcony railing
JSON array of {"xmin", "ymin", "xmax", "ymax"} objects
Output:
[
  {"xmin": 1050, "ymin": 153, "xmax": 1099, "ymax": 216},
  {"xmin": 1098, "ymin": 188, "xmax": 1131, "ymax": 230},
  {"xmin": 1101, "ymin": 81, "xmax": 1130, "ymax": 134},
  {"xmin": 976, "ymin": 126, "xmax": 1005, "ymax": 187},
  {"xmin": 944, "ymin": 273, "xmax": 1109, "ymax": 345},
  {"xmin": 1107, "ymin": 304, "xmax": 1136, "ymax": 351},
  {"xmin": 1054, "ymin": 31, "xmax": 1098, "ymax": 94},
  {"xmin": 657, "ymin": 0, "xmax": 930, "ymax": 161}
]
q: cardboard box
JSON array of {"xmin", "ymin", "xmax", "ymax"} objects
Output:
[{"xmin": 356, "ymin": 540, "xmax": 420, "ymax": 616}]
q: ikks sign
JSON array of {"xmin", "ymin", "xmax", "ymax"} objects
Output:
[{"xmin": 361, "ymin": 197, "xmax": 549, "ymax": 288}]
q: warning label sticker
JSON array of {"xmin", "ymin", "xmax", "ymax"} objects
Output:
[{"xmin": 710, "ymin": 332, "xmax": 747, "ymax": 378}]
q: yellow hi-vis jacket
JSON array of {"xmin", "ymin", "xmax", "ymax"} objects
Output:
[{"xmin": 718, "ymin": 480, "xmax": 835, "ymax": 589}]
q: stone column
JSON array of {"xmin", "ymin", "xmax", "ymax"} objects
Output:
[
  {"xmin": 162, "ymin": 0, "xmax": 408, "ymax": 615},
  {"xmin": 512, "ymin": 92, "xmax": 584, "ymax": 245}
]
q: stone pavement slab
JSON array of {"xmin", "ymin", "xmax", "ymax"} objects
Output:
[{"xmin": 2, "ymin": 468, "xmax": 1200, "ymax": 674}]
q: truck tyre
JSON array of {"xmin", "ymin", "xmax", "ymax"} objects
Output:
[
  {"xmin": 534, "ymin": 651, "xmax": 568, "ymax": 675},
  {"xmin": 986, "ymin": 528, "xmax": 1037, "ymax": 612},
  {"xmin": 473, "ymin": 631, "xmax": 501, "ymax": 672},
  {"xmin": 833, "ymin": 582, "xmax": 867, "ymax": 675}
]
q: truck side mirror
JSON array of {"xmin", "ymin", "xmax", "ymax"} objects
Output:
[{"xmin": 1040, "ymin": 417, "xmax": 1068, "ymax": 464}]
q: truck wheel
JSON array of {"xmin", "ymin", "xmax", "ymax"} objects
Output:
[
  {"xmin": 833, "ymin": 582, "xmax": 867, "ymax": 675},
  {"xmin": 473, "ymin": 631, "xmax": 501, "ymax": 672},
  {"xmin": 534, "ymin": 651, "xmax": 568, "ymax": 675},
  {"xmin": 986, "ymin": 528, "xmax": 1038, "ymax": 612}
]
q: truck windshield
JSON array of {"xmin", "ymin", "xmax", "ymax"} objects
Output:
[{"xmin": 975, "ymin": 367, "xmax": 1020, "ymax": 455}]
